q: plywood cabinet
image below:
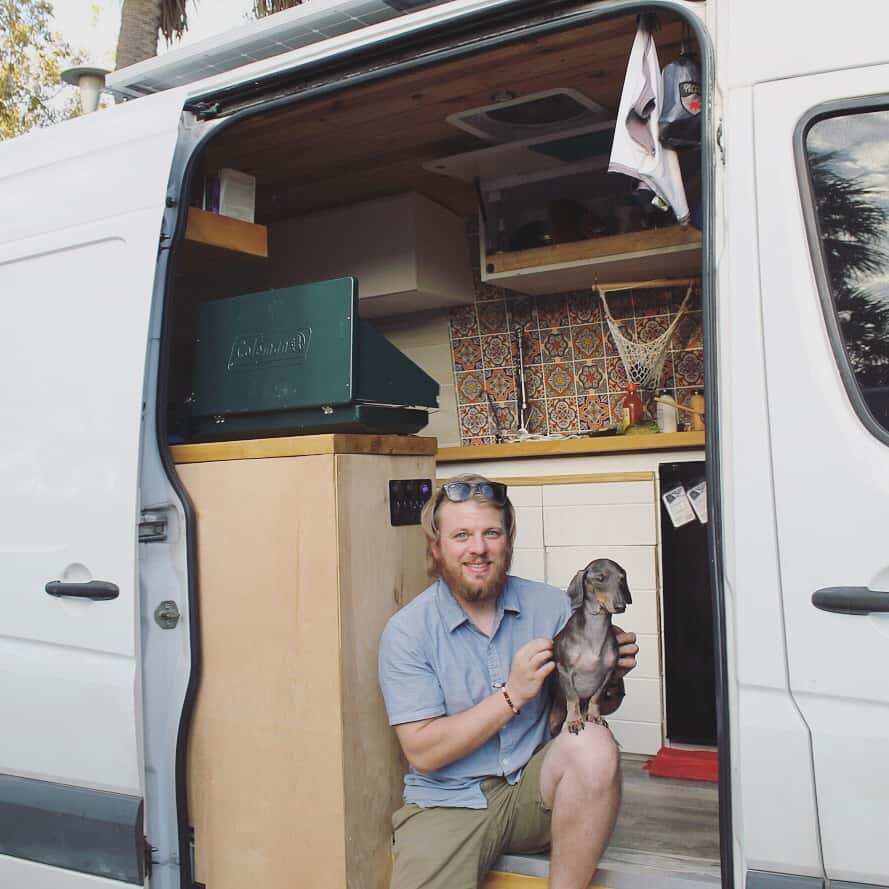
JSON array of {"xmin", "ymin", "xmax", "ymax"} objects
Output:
[{"xmin": 176, "ymin": 436, "xmax": 435, "ymax": 889}]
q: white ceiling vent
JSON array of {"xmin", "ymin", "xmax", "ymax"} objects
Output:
[{"xmin": 447, "ymin": 88, "xmax": 609, "ymax": 144}]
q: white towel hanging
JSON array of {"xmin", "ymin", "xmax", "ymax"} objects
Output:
[{"xmin": 608, "ymin": 20, "xmax": 690, "ymax": 224}]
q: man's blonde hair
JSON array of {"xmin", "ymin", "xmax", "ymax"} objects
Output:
[{"xmin": 420, "ymin": 473, "xmax": 516, "ymax": 578}]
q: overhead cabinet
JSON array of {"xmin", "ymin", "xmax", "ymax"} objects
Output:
[
  {"xmin": 426, "ymin": 124, "xmax": 702, "ymax": 296},
  {"xmin": 268, "ymin": 192, "xmax": 475, "ymax": 317}
]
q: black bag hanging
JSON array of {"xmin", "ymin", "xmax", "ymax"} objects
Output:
[{"xmin": 659, "ymin": 25, "xmax": 701, "ymax": 149}]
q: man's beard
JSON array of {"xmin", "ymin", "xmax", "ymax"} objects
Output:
[{"xmin": 438, "ymin": 552, "xmax": 511, "ymax": 604}]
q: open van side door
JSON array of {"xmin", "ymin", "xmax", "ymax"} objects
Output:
[
  {"xmin": 0, "ymin": 90, "xmax": 186, "ymax": 886},
  {"xmin": 754, "ymin": 67, "xmax": 889, "ymax": 887}
]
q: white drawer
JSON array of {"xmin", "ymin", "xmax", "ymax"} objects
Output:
[
  {"xmin": 542, "ymin": 480, "xmax": 654, "ymax": 507},
  {"xmin": 543, "ymin": 503, "xmax": 656, "ymax": 546}
]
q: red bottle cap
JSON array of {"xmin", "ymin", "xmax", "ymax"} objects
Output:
[{"xmin": 627, "ymin": 383, "xmax": 637, "ymax": 392}]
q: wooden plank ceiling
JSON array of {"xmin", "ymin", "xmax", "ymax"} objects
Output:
[{"xmin": 203, "ymin": 12, "xmax": 690, "ymax": 222}]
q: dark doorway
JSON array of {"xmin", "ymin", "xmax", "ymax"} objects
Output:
[{"xmin": 659, "ymin": 461, "xmax": 717, "ymax": 745}]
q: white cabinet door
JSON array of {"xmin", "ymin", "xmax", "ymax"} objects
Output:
[
  {"xmin": 0, "ymin": 90, "xmax": 186, "ymax": 886},
  {"xmin": 754, "ymin": 67, "xmax": 889, "ymax": 886}
]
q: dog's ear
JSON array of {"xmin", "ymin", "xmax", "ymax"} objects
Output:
[
  {"xmin": 620, "ymin": 571, "xmax": 632, "ymax": 606},
  {"xmin": 566, "ymin": 569, "xmax": 587, "ymax": 612}
]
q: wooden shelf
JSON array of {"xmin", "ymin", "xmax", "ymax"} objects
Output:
[
  {"xmin": 172, "ymin": 433, "xmax": 437, "ymax": 464},
  {"xmin": 437, "ymin": 431, "xmax": 704, "ymax": 463},
  {"xmin": 184, "ymin": 207, "xmax": 268, "ymax": 257},
  {"xmin": 483, "ymin": 225, "xmax": 702, "ymax": 296}
]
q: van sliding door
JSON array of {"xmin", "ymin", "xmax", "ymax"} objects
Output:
[
  {"xmin": 755, "ymin": 67, "xmax": 889, "ymax": 887},
  {"xmin": 0, "ymin": 90, "xmax": 187, "ymax": 887}
]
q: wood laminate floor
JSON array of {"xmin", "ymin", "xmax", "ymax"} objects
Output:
[{"xmin": 602, "ymin": 754, "xmax": 721, "ymax": 878}]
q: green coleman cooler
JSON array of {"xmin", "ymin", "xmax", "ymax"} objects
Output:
[{"xmin": 187, "ymin": 278, "xmax": 439, "ymax": 440}]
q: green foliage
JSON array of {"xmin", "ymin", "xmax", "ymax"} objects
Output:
[
  {"xmin": 0, "ymin": 0, "xmax": 82, "ymax": 140},
  {"xmin": 810, "ymin": 147, "xmax": 889, "ymax": 388}
]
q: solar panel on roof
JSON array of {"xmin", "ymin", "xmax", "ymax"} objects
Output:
[{"xmin": 106, "ymin": 0, "xmax": 418, "ymax": 99}]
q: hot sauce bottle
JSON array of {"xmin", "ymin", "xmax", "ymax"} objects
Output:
[{"xmin": 622, "ymin": 383, "xmax": 644, "ymax": 428}]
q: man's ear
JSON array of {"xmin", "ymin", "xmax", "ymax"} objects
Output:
[{"xmin": 566, "ymin": 569, "xmax": 587, "ymax": 612}]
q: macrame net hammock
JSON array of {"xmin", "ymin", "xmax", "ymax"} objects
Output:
[{"xmin": 597, "ymin": 278, "xmax": 697, "ymax": 390}]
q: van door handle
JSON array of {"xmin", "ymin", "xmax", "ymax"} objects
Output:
[
  {"xmin": 45, "ymin": 580, "xmax": 119, "ymax": 601},
  {"xmin": 812, "ymin": 586, "xmax": 889, "ymax": 615}
]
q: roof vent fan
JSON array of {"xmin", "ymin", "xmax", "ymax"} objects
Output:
[{"xmin": 447, "ymin": 88, "xmax": 609, "ymax": 144}]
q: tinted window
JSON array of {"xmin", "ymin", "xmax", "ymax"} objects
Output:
[{"xmin": 805, "ymin": 108, "xmax": 889, "ymax": 433}]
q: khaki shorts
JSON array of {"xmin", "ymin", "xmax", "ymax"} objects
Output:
[{"xmin": 389, "ymin": 742, "xmax": 552, "ymax": 889}]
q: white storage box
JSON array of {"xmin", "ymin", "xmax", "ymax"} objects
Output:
[{"xmin": 270, "ymin": 193, "xmax": 474, "ymax": 317}]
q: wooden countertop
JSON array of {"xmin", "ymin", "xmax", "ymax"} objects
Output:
[
  {"xmin": 436, "ymin": 431, "xmax": 704, "ymax": 463},
  {"xmin": 171, "ymin": 433, "xmax": 437, "ymax": 464}
]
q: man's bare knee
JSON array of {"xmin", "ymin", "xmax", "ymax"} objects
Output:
[{"xmin": 540, "ymin": 725, "xmax": 620, "ymax": 806}]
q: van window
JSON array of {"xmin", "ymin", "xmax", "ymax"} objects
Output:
[{"xmin": 804, "ymin": 107, "xmax": 889, "ymax": 433}]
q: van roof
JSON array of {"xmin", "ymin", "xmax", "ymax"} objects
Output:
[{"xmin": 106, "ymin": 0, "xmax": 446, "ymax": 100}]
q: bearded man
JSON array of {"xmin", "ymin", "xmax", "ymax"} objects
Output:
[{"xmin": 378, "ymin": 473, "xmax": 638, "ymax": 889}]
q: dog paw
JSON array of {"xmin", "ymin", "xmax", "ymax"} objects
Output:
[{"xmin": 566, "ymin": 719, "xmax": 585, "ymax": 734}]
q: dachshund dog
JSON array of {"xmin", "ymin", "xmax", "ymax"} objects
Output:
[{"xmin": 550, "ymin": 559, "xmax": 632, "ymax": 735}]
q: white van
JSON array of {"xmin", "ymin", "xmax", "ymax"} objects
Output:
[{"xmin": 1, "ymin": 1, "xmax": 887, "ymax": 888}]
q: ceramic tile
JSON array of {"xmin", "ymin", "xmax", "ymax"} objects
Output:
[
  {"xmin": 578, "ymin": 394, "xmax": 611, "ymax": 430},
  {"xmin": 477, "ymin": 300, "xmax": 509, "ymax": 334},
  {"xmin": 525, "ymin": 400, "xmax": 546, "ymax": 434},
  {"xmin": 672, "ymin": 311, "xmax": 704, "ymax": 350},
  {"xmin": 536, "ymin": 294, "xmax": 570, "ymax": 330},
  {"xmin": 571, "ymin": 324, "xmax": 604, "ymax": 361},
  {"xmin": 541, "ymin": 328, "xmax": 573, "ymax": 362},
  {"xmin": 544, "ymin": 362, "xmax": 576, "ymax": 399},
  {"xmin": 674, "ymin": 349, "xmax": 704, "ymax": 387},
  {"xmin": 546, "ymin": 397, "xmax": 580, "ymax": 434},
  {"xmin": 605, "ymin": 355, "xmax": 629, "ymax": 392},
  {"xmin": 490, "ymin": 402, "xmax": 518, "ymax": 437},
  {"xmin": 603, "ymin": 291, "xmax": 633, "ymax": 320},
  {"xmin": 509, "ymin": 297, "xmax": 537, "ymax": 331},
  {"xmin": 458, "ymin": 404, "xmax": 491, "ymax": 439},
  {"xmin": 449, "ymin": 304, "xmax": 479, "ymax": 339},
  {"xmin": 485, "ymin": 367, "xmax": 516, "ymax": 403},
  {"xmin": 574, "ymin": 359, "xmax": 607, "ymax": 394},
  {"xmin": 456, "ymin": 370, "xmax": 485, "ymax": 404},
  {"xmin": 452, "ymin": 337, "xmax": 483, "ymax": 372},
  {"xmin": 464, "ymin": 435, "xmax": 495, "ymax": 446},
  {"xmin": 481, "ymin": 333, "xmax": 512, "ymax": 369},
  {"xmin": 658, "ymin": 352, "xmax": 676, "ymax": 391},
  {"xmin": 604, "ymin": 317, "xmax": 636, "ymax": 356},
  {"xmin": 632, "ymin": 286, "xmax": 675, "ymax": 317},
  {"xmin": 609, "ymin": 392, "xmax": 628, "ymax": 423},
  {"xmin": 636, "ymin": 315, "xmax": 670, "ymax": 343},
  {"xmin": 568, "ymin": 290, "xmax": 601, "ymax": 325},
  {"xmin": 516, "ymin": 329, "xmax": 542, "ymax": 366},
  {"xmin": 521, "ymin": 365, "xmax": 546, "ymax": 401}
]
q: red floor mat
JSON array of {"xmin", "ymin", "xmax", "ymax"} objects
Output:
[{"xmin": 643, "ymin": 747, "xmax": 719, "ymax": 782}]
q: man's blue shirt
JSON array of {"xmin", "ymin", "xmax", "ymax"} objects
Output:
[{"xmin": 378, "ymin": 575, "xmax": 571, "ymax": 809}]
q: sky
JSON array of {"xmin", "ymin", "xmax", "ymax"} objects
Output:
[
  {"xmin": 808, "ymin": 109, "xmax": 889, "ymax": 301},
  {"xmin": 51, "ymin": 0, "xmax": 252, "ymax": 70}
]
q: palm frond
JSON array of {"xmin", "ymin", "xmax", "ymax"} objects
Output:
[
  {"xmin": 254, "ymin": 0, "xmax": 304, "ymax": 19},
  {"xmin": 159, "ymin": 0, "xmax": 189, "ymax": 43}
]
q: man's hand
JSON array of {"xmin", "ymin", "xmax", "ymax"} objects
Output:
[
  {"xmin": 612, "ymin": 626, "xmax": 638, "ymax": 679},
  {"xmin": 507, "ymin": 638, "xmax": 556, "ymax": 710}
]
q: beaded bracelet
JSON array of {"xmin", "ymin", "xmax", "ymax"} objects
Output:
[{"xmin": 498, "ymin": 683, "xmax": 520, "ymax": 715}]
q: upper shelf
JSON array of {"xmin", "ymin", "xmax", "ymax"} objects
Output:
[
  {"xmin": 184, "ymin": 207, "xmax": 268, "ymax": 258},
  {"xmin": 482, "ymin": 225, "xmax": 702, "ymax": 296},
  {"xmin": 437, "ymin": 431, "xmax": 705, "ymax": 463}
]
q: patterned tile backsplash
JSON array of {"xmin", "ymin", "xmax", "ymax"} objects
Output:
[{"xmin": 449, "ymin": 273, "xmax": 703, "ymax": 446}]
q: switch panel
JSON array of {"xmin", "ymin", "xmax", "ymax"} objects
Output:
[{"xmin": 389, "ymin": 478, "xmax": 433, "ymax": 527}]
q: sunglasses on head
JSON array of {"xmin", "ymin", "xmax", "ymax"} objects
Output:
[{"xmin": 441, "ymin": 481, "xmax": 508, "ymax": 505}]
